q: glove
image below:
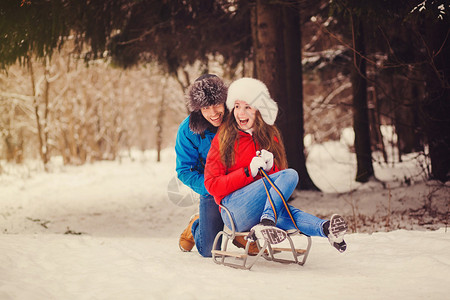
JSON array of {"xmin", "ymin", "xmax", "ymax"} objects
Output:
[
  {"xmin": 259, "ymin": 149, "xmax": 274, "ymax": 172},
  {"xmin": 249, "ymin": 156, "xmax": 266, "ymax": 177}
]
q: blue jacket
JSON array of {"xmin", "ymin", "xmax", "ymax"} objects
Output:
[{"xmin": 175, "ymin": 116, "xmax": 216, "ymax": 196}]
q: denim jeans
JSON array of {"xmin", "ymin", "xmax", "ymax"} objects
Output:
[
  {"xmin": 220, "ymin": 169, "xmax": 327, "ymax": 237},
  {"xmin": 191, "ymin": 194, "xmax": 224, "ymax": 257}
]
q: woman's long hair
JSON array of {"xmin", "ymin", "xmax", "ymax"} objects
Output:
[{"xmin": 219, "ymin": 110, "xmax": 288, "ymax": 170}]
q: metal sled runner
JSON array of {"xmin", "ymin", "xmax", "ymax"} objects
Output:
[{"xmin": 211, "ymin": 204, "xmax": 312, "ymax": 270}]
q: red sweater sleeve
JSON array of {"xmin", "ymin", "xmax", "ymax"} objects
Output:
[{"xmin": 204, "ymin": 136, "xmax": 254, "ymax": 204}]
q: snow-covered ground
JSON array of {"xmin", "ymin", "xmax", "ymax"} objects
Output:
[{"xmin": 0, "ymin": 143, "xmax": 449, "ymax": 300}]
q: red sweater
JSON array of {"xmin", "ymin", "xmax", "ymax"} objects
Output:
[{"xmin": 205, "ymin": 130, "xmax": 279, "ymax": 205}]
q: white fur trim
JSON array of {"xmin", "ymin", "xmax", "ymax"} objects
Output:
[{"xmin": 226, "ymin": 78, "xmax": 278, "ymax": 125}]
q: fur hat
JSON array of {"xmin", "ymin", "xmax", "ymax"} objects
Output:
[
  {"xmin": 226, "ymin": 77, "xmax": 278, "ymax": 125},
  {"xmin": 186, "ymin": 74, "xmax": 228, "ymax": 134}
]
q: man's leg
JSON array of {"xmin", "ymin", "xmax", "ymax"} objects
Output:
[{"xmin": 192, "ymin": 195, "xmax": 224, "ymax": 257}]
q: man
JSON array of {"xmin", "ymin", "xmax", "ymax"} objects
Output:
[{"xmin": 175, "ymin": 74, "xmax": 227, "ymax": 257}]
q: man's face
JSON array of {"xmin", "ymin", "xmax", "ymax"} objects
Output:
[{"xmin": 200, "ymin": 104, "xmax": 225, "ymax": 127}]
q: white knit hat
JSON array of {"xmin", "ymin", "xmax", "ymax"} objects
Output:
[{"xmin": 226, "ymin": 78, "xmax": 278, "ymax": 125}]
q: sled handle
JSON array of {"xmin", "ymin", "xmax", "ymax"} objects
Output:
[{"xmin": 219, "ymin": 204, "xmax": 237, "ymax": 240}]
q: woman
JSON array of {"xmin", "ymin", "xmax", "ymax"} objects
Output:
[{"xmin": 204, "ymin": 77, "xmax": 348, "ymax": 252}]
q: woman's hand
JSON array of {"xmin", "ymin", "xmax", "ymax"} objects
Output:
[
  {"xmin": 259, "ymin": 149, "xmax": 274, "ymax": 172},
  {"xmin": 249, "ymin": 156, "xmax": 266, "ymax": 177}
]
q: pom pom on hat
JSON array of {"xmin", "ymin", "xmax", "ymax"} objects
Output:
[{"xmin": 226, "ymin": 78, "xmax": 278, "ymax": 125}]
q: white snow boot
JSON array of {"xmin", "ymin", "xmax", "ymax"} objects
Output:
[
  {"xmin": 327, "ymin": 214, "xmax": 348, "ymax": 253},
  {"xmin": 247, "ymin": 219, "xmax": 287, "ymax": 245}
]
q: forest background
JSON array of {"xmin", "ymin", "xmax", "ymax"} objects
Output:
[{"xmin": 0, "ymin": 0, "xmax": 449, "ymax": 190}]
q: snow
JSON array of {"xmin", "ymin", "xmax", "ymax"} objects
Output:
[{"xmin": 1, "ymin": 144, "xmax": 449, "ymax": 300}]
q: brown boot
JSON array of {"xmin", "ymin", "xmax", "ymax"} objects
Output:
[
  {"xmin": 179, "ymin": 214, "xmax": 199, "ymax": 252},
  {"xmin": 233, "ymin": 235, "xmax": 261, "ymax": 256}
]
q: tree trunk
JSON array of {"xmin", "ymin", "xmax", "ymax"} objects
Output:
[
  {"xmin": 389, "ymin": 70, "xmax": 423, "ymax": 157},
  {"xmin": 28, "ymin": 56, "xmax": 49, "ymax": 170},
  {"xmin": 253, "ymin": 1, "xmax": 286, "ymax": 103},
  {"xmin": 421, "ymin": 21, "xmax": 450, "ymax": 182},
  {"xmin": 281, "ymin": 2, "xmax": 318, "ymax": 190},
  {"xmin": 42, "ymin": 58, "xmax": 51, "ymax": 164},
  {"xmin": 369, "ymin": 87, "xmax": 388, "ymax": 163},
  {"xmin": 350, "ymin": 16, "xmax": 374, "ymax": 182},
  {"xmin": 156, "ymin": 76, "xmax": 168, "ymax": 162},
  {"xmin": 253, "ymin": 0, "xmax": 319, "ymax": 190}
]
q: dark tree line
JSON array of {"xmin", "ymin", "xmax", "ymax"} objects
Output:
[
  {"xmin": 328, "ymin": 0, "xmax": 449, "ymax": 182},
  {"xmin": 1, "ymin": 0, "xmax": 449, "ymax": 184}
]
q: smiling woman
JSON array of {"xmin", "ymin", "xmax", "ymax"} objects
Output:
[
  {"xmin": 233, "ymin": 100, "xmax": 257, "ymax": 131},
  {"xmin": 205, "ymin": 77, "xmax": 349, "ymax": 254}
]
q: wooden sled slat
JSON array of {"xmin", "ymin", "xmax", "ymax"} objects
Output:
[
  {"xmin": 211, "ymin": 250, "xmax": 247, "ymax": 259},
  {"xmin": 271, "ymin": 247, "xmax": 308, "ymax": 255}
]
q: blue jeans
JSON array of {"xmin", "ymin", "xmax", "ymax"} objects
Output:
[
  {"xmin": 220, "ymin": 169, "xmax": 327, "ymax": 237},
  {"xmin": 191, "ymin": 194, "xmax": 223, "ymax": 257}
]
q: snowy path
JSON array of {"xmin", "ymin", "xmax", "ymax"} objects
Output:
[
  {"xmin": 1, "ymin": 230, "xmax": 449, "ymax": 300},
  {"xmin": 1, "ymin": 149, "xmax": 449, "ymax": 299}
]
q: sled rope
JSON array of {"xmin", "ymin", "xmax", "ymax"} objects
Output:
[
  {"xmin": 259, "ymin": 168, "xmax": 300, "ymax": 232},
  {"xmin": 261, "ymin": 176, "xmax": 277, "ymax": 221}
]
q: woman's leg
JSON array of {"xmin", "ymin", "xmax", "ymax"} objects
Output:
[
  {"xmin": 220, "ymin": 179, "xmax": 269, "ymax": 232},
  {"xmin": 260, "ymin": 168, "xmax": 327, "ymax": 237},
  {"xmin": 220, "ymin": 168, "xmax": 327, "ymax": 237},
  {"xmin": 260, "ymin": 169, "xmax": 298, "ymax": 223},
  {"xmin": 277, "ymin": 205, "xmax": 327, "ymax": 237}
]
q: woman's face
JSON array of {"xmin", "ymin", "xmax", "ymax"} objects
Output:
[{"xmin": 233, "ymin": 100, "xmax": 257, "ymax": 131}]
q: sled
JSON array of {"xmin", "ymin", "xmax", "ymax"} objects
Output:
[{"xmin": 211, "ymin": 205, "xmax": 312, "ymax": 270}]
